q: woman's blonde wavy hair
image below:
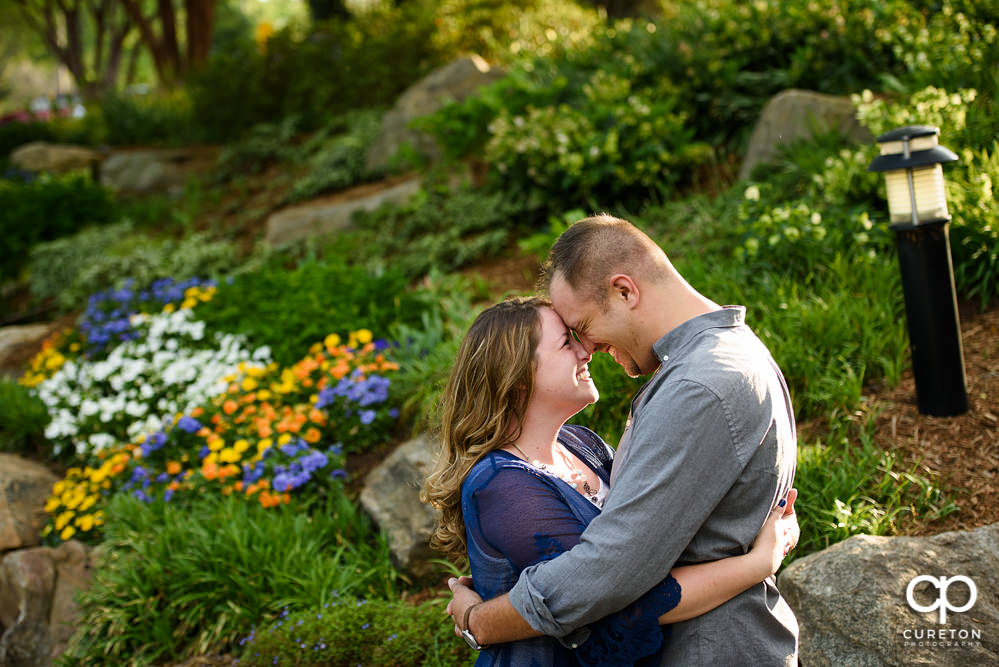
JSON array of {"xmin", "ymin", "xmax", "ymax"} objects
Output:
[{"xmin": 421, "ymin": 296, "xmax": 550, "ymax": 563}]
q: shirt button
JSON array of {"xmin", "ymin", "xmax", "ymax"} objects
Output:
[
  {"xmin": 570, "ymin": 643, "xmax": 579, "ymax": 648},
  {"xmin": 662, "ymin": 354, "xmax": 669, "ymax": 361}
]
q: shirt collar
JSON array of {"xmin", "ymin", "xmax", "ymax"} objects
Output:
[{"xmin": 652, "ymin": 306, "xmax": 746, "ymax": 363}]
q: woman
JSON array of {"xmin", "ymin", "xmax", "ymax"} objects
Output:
[{"xmin": 423, "ymin": 296, "xmax": 797, "ymax": 666}]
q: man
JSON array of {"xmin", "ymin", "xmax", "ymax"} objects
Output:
[{"xmin": 447, "ymin": 214, "xmax": 799, "ymax": 664}]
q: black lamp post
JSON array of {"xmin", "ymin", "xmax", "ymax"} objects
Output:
[{"xmin": 868, "ymin": 125, "xmax": 968, "ymax": 417}]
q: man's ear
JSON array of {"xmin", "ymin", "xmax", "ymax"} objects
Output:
[{"xmin": 609, "ymin": 274, "xmax": 640, "ymax": 309}]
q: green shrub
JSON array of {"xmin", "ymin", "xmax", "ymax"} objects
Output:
[
  {"xmin": 0, "ymin": 377, "xmax": 51, "ymax": 455},
  {"xmin": 192, "ymin": 256, "xmax": 435, "ymax": 366},
  {"xmin": 238, "ymin": 596, "xmax": 474, "ymax": 667},
  {"xmin": 0, "ymin": 120, "xmax": 56, "ymax": 159},
  {"xmin": 96, "ymin": 90, "xmax": 199, "ymax": 146},
  {"xmin": 855, "ymin": 86, "xmax": 999, "ymax": 306},
  {"xmin": 349, "ymin": 184, "xmax": 525, "ymax": 279},
  {"xmin": 27, "ymin": 222, "xmax": 239, "ymax": 312},
  {"xmin": 431, "ymin": 0, "xmax": 600, "ymax": 64},
  {"xmin": 0, "ymin": 173, "xmax": 115, "ymax": 281},
  {"xmin": 213, "ymin": 115, "xmax": 304, "ymax": 182},
  {"xmin": 62, "ymin": 492, "xmax": 398, "ymax": 665},
  {"xmin": 285, "ymin": 110, "xmax": 384, "ymax": 203},
  {"xmin": 187, "ymin": 3, "xmax": 442, "ymax": 142}
]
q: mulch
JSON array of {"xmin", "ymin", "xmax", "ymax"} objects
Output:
[{"xmin": 864, "ymin": 303, "xmax": 999, "ymax": 535}]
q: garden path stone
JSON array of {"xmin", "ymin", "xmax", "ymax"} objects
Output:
[
  {"xmin": 778, "ymin": 521, "xmax": 999, "ymax": 666},
  {"xmin": 359, "ymin": 433, "xmax": 438, "ymax": 577},
  {"xmin": 364, "ymin": 55, "xmax": 507, "ymax": 172},
  {"xmin": 99, "ymin": 148, "xmax": 196, "ymax": 195},
  {"xmin": 0, "ymin": 454, "xmax": 57, "ymax": 552},
  {"xmin": 9, "ymin": 142, "xmax": 103, "ymax": 174},
  {"xmin": 739, "ymin": 89, "xmax": 873, "ymax": 180},
  {"xmin": 0, "ymin": 324, "xmax": 50, "ymax": 379},
  {"xmin": 265, "ymin": 175, "xmax": 421, "ymax": 246}
]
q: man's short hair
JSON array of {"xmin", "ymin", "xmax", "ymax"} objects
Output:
[{"xmin": 541, "ymin": 214, "xmax": 668, "ymax": 305}]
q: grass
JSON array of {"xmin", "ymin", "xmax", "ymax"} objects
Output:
[
  {"xmin": 61, "ymin": 491, "xmax": 399, "ymax": 665},
  {"xmin": 791, "ymin": 412, "xmax": 957, "ymax": 559}
]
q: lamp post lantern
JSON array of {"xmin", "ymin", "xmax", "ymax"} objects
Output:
[{"xmin": 868, "ymin": 125, "xmax": 968, "ymax": 416}]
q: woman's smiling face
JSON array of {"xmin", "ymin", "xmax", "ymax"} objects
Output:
[{"xmin": 530, "ymin": 306, "xmax": 598, "ymax": 417}]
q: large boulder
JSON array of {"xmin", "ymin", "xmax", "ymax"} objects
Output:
[
  {"xmin": 778, "ymin": 522, "xmax": 999, "ymax": 666},
  {"xmin": 739, "ymin": 89, "xmax": 873, "ymax": 180},
  {"xmin": 9, "ymin": 142, "xmax": 102, "ymax": 174},
  {"xmin": 265, "ymin": 176, "xmax": 421, "ymax": 246},
  {"xmin": 359, "ymin": 434, "xmax": 439, "ymax": 576},
  {"xmin": 0, "ymin": 454, "xmax": 58, "ymax": 552},
  {"xmin": 364, "ymin": 55, "xmax": 507, "ymax": 172},
  {"xmin": 0, "ymin": 541, "xmax": 94, "ymax": 667}
]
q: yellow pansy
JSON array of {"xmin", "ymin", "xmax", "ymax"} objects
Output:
[
  {"xmin": 60, "ymin": 525, "xmax": 76, "ymax": 541},
  {"xmin": 45, "ymin": 497, "xmax": 61, "ymax": 513},
  {"xmin": 355, "ymin": 329, "xmax": 373, "ymax": 344},
  {"xmin": 277, "ymin": 433, "xmax": 293, "ymax": 446},
  {"xmin": 233, "ymin": 439, "xmax": 250, "ymax": 454},
  {"xmin": 218, "ymin": 448, "xmax": 240, "ymax": 464},
  {"xmin": 241, "ymin": 377, "xmax": 258, "ymax": 392},
  {"xmin": 75, "ymin": 514, "xmax": 95, "ymax": 531},
  {"xmin": 55, "ymin": 511, "xmax": 74, "ymax": 530},
  {"xmin": 257, "ymin": 438, "xmax": 273, "ymax": 453},
  {"xmin": 257, "ymin": 390, "xmax": 272, "ymax": 401},
  {"xmin": 208, "ymin": 437, "xmax": 225, "ymax": 452},
  {"xmin": 79, "ymin": 495, "xmax": 98, "ymax": 512}
]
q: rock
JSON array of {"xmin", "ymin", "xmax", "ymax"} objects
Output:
[
  {"xmin": 265, "ymin": 176, "xmax": 421, "ymax": 246},
  {"xmin": 0, "ymin": 541, "xmax": 93, "ymax": 667},
  {"xmin": 0, "ymin": 324, "xmax": 51, "ymax": 379},
  {"xmin": 739, "ymin": 89, "xmax": 873, "ymax": 180},
  {"xmin": 9, "ymin": 142, "xmax": 102, "ymax": 174},
  {"xmin": 359, "ymin": 434, "xmax": 439, "ymax": 576},
  {"xmin": 99, "ymin": 148, "xmax": 193, "ymax": 195},
  {"xmin": 0, "ymin": 546, "xmax": 56, "ymax": 666},
  {"xmin": 47, "ymin": 540, "xmax": 93, "ymax": 657},
  {"xmin": 778, "ymin": 522, "xmax": 999, "ymax": 666},
  {"xmin": 365, "ymin": 55, "xmax": 507, "ymax": 172},
  {"xmin": 0, "ymin": 454, "xmax": 58, "ymax": 552}
]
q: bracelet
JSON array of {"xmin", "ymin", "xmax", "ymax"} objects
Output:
[
  {"xmin": 462, "ymin": 602, "xmax": 481, "ymax": 633},
  {"xmin": 461, "ymin": 602, "xmax": 486, "ymax": 651}
]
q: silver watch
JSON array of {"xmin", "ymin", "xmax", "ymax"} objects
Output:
[
  {"xmin": 461, "ymin": 626, "xmax": 485, "ymax": 651},
  {"xmin": 461, "ymin": 604, "xmax": 486, "ymax": 651}
]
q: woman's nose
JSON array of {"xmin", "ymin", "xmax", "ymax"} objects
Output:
[{"xmin": 573, "ymin": 338, "xmax": 593, "ymax": 361}]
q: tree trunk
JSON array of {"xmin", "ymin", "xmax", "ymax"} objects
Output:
[{"xmin": 185, "ymin": 0, "xmax": 216, "ymax": 67}]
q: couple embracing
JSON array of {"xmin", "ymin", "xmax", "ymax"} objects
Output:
[{"xmin": 423, "ymin": 215, "xmax": 800, "ymax": 666}]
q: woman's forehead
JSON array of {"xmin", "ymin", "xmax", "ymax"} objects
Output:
[{"xmin": 538, "ymin": 306, "xmax": 569, "ymax": 337}]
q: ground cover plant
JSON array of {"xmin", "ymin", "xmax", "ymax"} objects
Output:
[{"xmin": 60, "ymin": 492, "xmax": 398, "ymax": 665}]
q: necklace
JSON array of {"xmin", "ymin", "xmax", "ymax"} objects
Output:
[{"xmin": 510, "ymin": 441, "xmax": 597, "ymax": 502}]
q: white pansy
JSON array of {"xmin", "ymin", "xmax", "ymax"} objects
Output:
[{"xmin": 32, "ymin": 307, "xmax": 271, "ymax": 459}]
